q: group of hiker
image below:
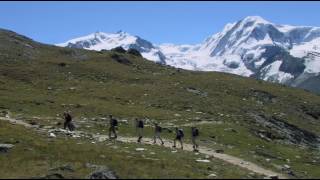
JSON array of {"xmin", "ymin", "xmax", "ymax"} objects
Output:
[{"xmin": 62, "ymin": 112, "xmax": 200, "ymax": 152}]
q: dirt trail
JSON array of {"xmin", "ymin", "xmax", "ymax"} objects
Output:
[{"xmin": 0, "ymin": 117, "xmax": 287, "ymax": 179}]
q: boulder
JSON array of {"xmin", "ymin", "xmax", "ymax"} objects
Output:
[
  {"xmin": 88, "ymin": 169, "xmax": 118, "ymax": 179},
  {"xmin": 0, "ymin": 144, "xmax": 14, "ymax": 153}
]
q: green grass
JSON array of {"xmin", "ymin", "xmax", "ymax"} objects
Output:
[
  {"xmin": 0, "ymin": 28, "xmax": 320, "ymax": 178},
  {"xmin": 0, "ymin": 121, "xmax": 259, "ymax": 179}
]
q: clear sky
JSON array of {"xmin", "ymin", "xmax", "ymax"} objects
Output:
[{"xmin": 0, "ymin": 1, "xmax": 320, "ymax": 45}]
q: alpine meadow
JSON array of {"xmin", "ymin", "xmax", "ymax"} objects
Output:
[{"xmin": 0, "ymin": 2, "xmax": 320, "ymax": 179}]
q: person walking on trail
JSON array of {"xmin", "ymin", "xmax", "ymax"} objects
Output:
[
  {"xmin": 191, "ymin": 127, "xmax": 200, "ymax": 152},
  {"xmin": 173, "ymin": 127, "xmax": 184, "ymax": 150},
  {"xmin": 153, "ymin": 123, "xmax": 164, "ymax": 145},
  {"xmin": 109, "ymin": 115, "xmax": 118, "ymax": 140},
  {"xmin": 136, "ymin": 118, "xmax": 144, "ymax": 143},
  {"xmin": 63, "ymin": 111, "xmax": 74, "ymax": 131}
]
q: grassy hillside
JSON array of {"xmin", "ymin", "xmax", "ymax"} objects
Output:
[{"xmin": 0, "ymin": 28, "xmax": 320, "ymax": 178}]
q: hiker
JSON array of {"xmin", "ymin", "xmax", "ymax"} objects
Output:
[
  {"xmin": 136, "ymin": 118, "xmax": 144, "ymax": 143},
  {"xmin": 63, "ymin": 111, "xmax": 74, "ymax": 131},
  {"xmin": 173, "ymin": 127, "xmax": 184, "ymax": 150},
  {"xmin": 109, "ymin": 115, "xmax": 118, "ymax": 139},
  {"xmin": 153, "ymin": 123, "xmax": 164, "ymax": 145},
  {"xmin": 191, "ymin": 127, "xmax": 200, "ymax": 152}
]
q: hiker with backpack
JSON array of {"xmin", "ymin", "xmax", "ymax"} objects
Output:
[
  {"xmin": 191, "ymin": 127, "xmax": 200, "ymax": 152},
  {"xmin": 109, "ymin": 114, "xmax": 118, "ymax": 140},
  {"xmin": 173, "ymin": 127, "xmax": 184, "ymax": 150},
  {"xmin": 136, "ymin": 118, "xmax": 144, "ymax": 143},
  {"xmin": 153, "ymin": 123, "xmax": 164, "ymax": 145},
  {"xmin": 63, "ymin": 111, "xmax": 75, "ymax": 131}
]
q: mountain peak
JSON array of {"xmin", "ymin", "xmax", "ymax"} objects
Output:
[{"xmin": 241, "ymin": 16, "xmax": 270, "ymax": 24}]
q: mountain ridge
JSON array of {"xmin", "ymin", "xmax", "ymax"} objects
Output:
[{"xmin": 56, "ymin": 16, "xmax": 320, "ymax": 94}]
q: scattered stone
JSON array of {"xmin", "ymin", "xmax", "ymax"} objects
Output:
[
  {"xmin": 174, "ymin": 113, "xmax": 181, "ymax": 117},
  {"xmin": 36, "ymin": 173, "xmax": 64, "ymax": 179},
  {"xmin": 85, "ymin": 163, "xmax": 102, "ymax": 169},
  {"xmin": 88, "ymin": 168, "xmax": 118, "ymax": 179},
  {"xmin": 49, "ymin": 133, "xmax": 56, "ymax": 138},
  {"xmin": 171, "ymin": 150, "xmax": 177, "ymax": 153},
  {"xmin": 135, "ymin": 148, "xmax": 145, "ymax": 151},
  {"xmin": 269, "ymin": 175, "xmax": 279, "ymax": 179},
  {"xmin": 215, "ymin": 149, "xmax": 224, "ymax": 153},
  {"xmin": 186, "ymin": 87, "xmax": 208, "ymax": 97},
  {"xmin": 50, "ymin": 165, "xmax": 74, "ymax": 172},
  {"xmin": 196, "ymin": 159, "xmax": 210, "ymax": 163},
  {"xmin": 283, "ymin": 164, "xmax": 291, "ymax": 170},
  {"xmin": 266, "ymin": 158, "xmax": 271, "ymax": 163},
  {"xmin": 224, "ymin": 128, "xmax": 238, "ymax": 133},
  {"xmin": 0, "ymin": 144, "xmax": 14, "ymax": 153},
  {"xmin": 208, "ymin": 173, "xmax": 217, "ymax": 178}
]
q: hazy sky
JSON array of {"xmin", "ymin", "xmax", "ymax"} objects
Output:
[{"xmin": 1, "ymin": 1, "xmax": 320, "ymax": 45}]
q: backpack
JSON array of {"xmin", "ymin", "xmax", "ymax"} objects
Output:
[
  {"xmin": 156, "ymin": 126, "xmax": 162, "ymax": 133},
  {"xmin": 193, "ymin": 128, "xmax": 199, "ymax": 137},
  {"xmin": 178, "ymin": 129, "xmax": 184, "ymax": 138},
  {"xmin": 138, "ymin": 120, "xmax": 144, "ymax": 128},
  {"xmin": 112, "ymin": 118, "xmax": 118, "ymax": 127}
]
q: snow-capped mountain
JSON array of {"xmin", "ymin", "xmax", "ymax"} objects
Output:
[
  {"xmin": 57, "ymin": 16, "xmax": 320, "ymax": 94},
  {"xmin": 56, "ymin": 31, "xmax": 166, "ymax": 64}
]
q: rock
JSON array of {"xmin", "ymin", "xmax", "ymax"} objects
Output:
[
  {"xmin": 224, "ymin": 128, "xmax": 238, "ymax": 133},
  {"xmin": 196, "ymin": 159, "xmax": 210, "ymax": 163},
  {"xmin": 85, "ymin": 163, "xmax": 102, "ymax": 169},
  {"xmin": 283, "ymin": 164, "xmax": 291, "ymax": 170},
  {"xmin": 0, "ymin": 144, "xmax": 14, "ymax": 153},
  {"xmin": 49, "ymin": 133, "xmax": 56, "ymax": 138},
  {"xmin": 135, "ymin": 148, "xmax": 145, "ymax": 152},
  {"xmin": 88, "ymin": 169, "xmax": 118, "ymax": 179},
  {"xmin": 174, "ymin": 113, "xmax": 181, "ymax": 117},
  {"xmin": 37, "ymin": 173, "xmax": 64, "ymax": 179},
  {"xmin": 208, "ymin": 173, "xmax": 217, "ymax": 178},
  {"xmin": 269, "ymin": 175, "xmax": 279, "ymax": 179},
  {"xmin": 50, "ymin": 165, "xmax": 74, "ymax": 172},
  {"xmin": 215, "ymin": 149, "xmax": 224, "ymax": 153},
  {"xmin": 266, "ymin": 158, "xmax": 271, "ymax": 162}
]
